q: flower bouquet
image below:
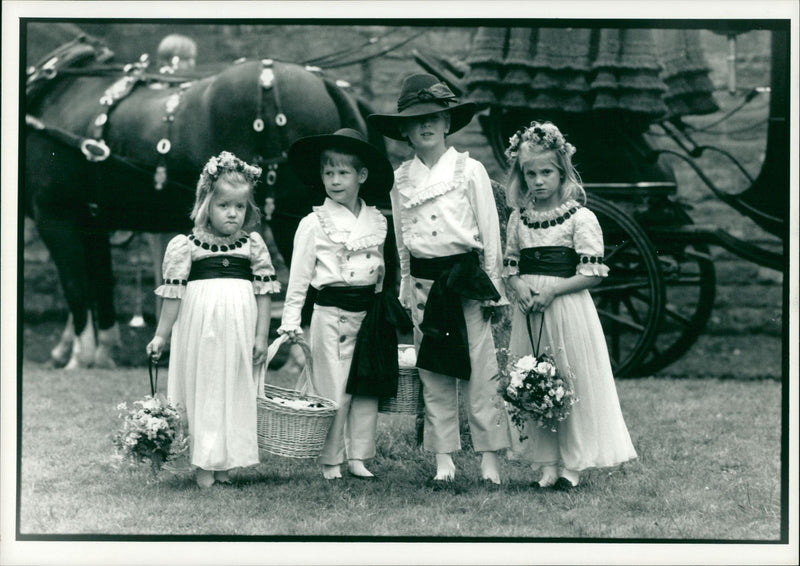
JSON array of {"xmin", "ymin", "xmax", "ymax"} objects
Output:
[
  {"xmin": 495, "ymin": 349, "xmax": 577, "ymax": 440},
  {"xmin": 112, "ymin": 395, "xmax": 190, "ymax": 475}
]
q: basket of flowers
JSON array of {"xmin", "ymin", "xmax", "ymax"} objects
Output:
[
  {"xmin": 378, "ymin": 344, "xmax": 424, "ymax": 415},
  {"xmin": 112, "ymin": 364, "xmax": 190, "ymax": 475},
  {"xmin": 495, "ymin": 349, "xmax": 577, "ymax": 441},
  {"xmin": 256, "ymin": 334, "xmax": 338, "ymax": 459}
]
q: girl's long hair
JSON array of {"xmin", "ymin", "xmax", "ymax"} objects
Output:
[
  {"xmin": 504, "ymin": 121, "xmax": 586, "ymax": 209},
  {"xmin": 191, "ymin": 152, "xmax": 262, "ymax": 232}
]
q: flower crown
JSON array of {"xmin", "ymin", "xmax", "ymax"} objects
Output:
[
  {"xmin": 200, "ymin": 151, "xmax": 262, "ymax": 187},
  {"xmin": 504, "ymin": 121, "xmax": 576, "ymax": 163}
]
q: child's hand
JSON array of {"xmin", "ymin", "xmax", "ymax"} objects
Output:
[
  {"xmin": 253, "ymin": 339, "xmax": 268, "ymax": 366},
  {"xmin": 510, "ymin": 277, "xmax": 538, "ymax": 314},
  {"xmin": 530, "ymin": 286, "xmax": 556, "ymax": 313},
  {"xmin": 146, "ymin": 336, "xmax": 166, "ymax": 361}
]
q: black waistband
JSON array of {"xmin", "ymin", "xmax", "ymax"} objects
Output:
[
  {"xmin": 519, "ymin": 247, "xmax": 578, "ymax": 278},
  {"xmin": 188, "ymin": 256, "xmax": 253, "ymax": 281},
  {"xmin": 410, "ymin": 251, "xmax": 476, "ymax": 280},
  {"xmin": 315, "ymin": 285, "xmax": 376, "ymax": 313}
]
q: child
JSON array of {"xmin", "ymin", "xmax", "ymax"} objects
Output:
[
  {"xmin": 368, "ymin": 74, "xmax": 511, "ymax": 484},
  {"xmin": 502, "ymin": 121, "xmax": 637, "ymax": 490},
  {"xmin": 279, "ymin": 128, "xmax": 407, "ymax": 480},
  {"xmin": 146, "ymin": 151, "xmax": 280, "ymax": 488}
]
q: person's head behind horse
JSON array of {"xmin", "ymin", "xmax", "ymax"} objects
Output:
[
  {"xmin": 191, "ymin": 151, "xmax": 263, "ymax": 232},
  {"xmin": 157, "ymin": 34, "xmax": 197, "ymax": 72}
]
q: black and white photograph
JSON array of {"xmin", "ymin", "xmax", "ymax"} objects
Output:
[{"xmin": 1, "ymin": 1, "xmax": 797, "ymax": 565}]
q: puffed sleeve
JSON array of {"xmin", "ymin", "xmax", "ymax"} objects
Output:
[
  {"xmin": 573, "ymin": 208, "xmax": 610, "ymax": 277},
  {"xmin": 278, "ymin": 213, "xmax": 318, "ymax": 333},
  {"xmin": 154, "ymin": 234, "xmax": 192, "ymax": 299},
  {"xmin": 249, "ymin": 231, "xmax": 281, "ymax": 295},
  {"xmin": 503, "ymin": 208, "xmax": 523, "ymax": 279}
]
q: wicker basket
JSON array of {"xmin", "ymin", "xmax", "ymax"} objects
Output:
[
  {"xmin": 379, "ymin": 346, "xmax": 424, "ymax": 414},
  {"xmin": 256, "ymin": 335, "xmax": 338, "ymax": 459}
]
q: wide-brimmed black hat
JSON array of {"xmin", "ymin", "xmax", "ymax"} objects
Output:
[
  {"xmin": 287, "ymin": 128, "xmax": 394, "ymax": 202},
  {"xmin": 367, "ymin": 73, "xmax": 477, "ymax": 141}
]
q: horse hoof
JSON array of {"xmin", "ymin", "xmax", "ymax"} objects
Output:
[
  {"xmin": 93, "ymin": 347, "xmax": 117, "ymax": 369},
  {"xmin": 50, "ymin": 343, "xmax": 72, "ymax": 368},
  {"xmin": 64, "ymin": 354, "xmax": 92, "ymax": 370}
]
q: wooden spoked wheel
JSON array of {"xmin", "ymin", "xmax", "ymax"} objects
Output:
[
  {"xmin": 634, "ymin": 211, "xmax": 717, "ymax": 375},
  {"xmin": 586, "ymin": 195, "xmax": 665, "ymax": 377}
]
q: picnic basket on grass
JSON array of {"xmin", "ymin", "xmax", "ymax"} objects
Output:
[
  {"xmin": 256, "ymin": 334, "xmax": 338, "ymax": 459},
  {"xmin": 378, "ymin": 345, "xmax": 424, "ymax": 415}
]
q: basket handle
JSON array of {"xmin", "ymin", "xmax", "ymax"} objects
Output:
[{"xmin": 256, "ymin": 334, "xmax": 316, "ymax": 399}]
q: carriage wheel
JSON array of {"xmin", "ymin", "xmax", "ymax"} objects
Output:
[
  {"xmin": 633, "ymin": 212, "xmax": 717, "ymax": 375},
  {"xmin": 586, "ymin": 195, "xmax": 665, "ymax": 377}
]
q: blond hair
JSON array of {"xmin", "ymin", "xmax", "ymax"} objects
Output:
[
  {"xmin": 191, "ymin": 151, "xmax": 262, "ymax": 231},
  {"xmin": 504, "ymin": 121, "xmax": 586, "ymax": 209}
]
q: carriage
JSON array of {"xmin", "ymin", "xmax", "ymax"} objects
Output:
[
  {"xmin": 24, "ymin": 25, "xmax": 787, "ymax": 377},
  {"xmin": 415, "ymin": 25, "xmax": 788, "ymax": 377}
]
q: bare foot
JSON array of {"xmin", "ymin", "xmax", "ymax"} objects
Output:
[
  {"xmin": 434, "ymin": 453, "xmax": 455, "ymax": 481},
  {"xmin": 196, "ymin": 469, "xmax": 215, "ymax": 489},
  {"xmin": 347, "ymin": 460, "xmax": 375, "ymax": 478},
  {"xmin": 322, "ymin": 464, "xmax": 342, "ymax": 480},
  {"xmin": 480, "ymin": 451, "xmax": 501, "ymax": 485},
  {"xmin": 214, "ymin": 470, "xmax": 232, "ymax": 484}
]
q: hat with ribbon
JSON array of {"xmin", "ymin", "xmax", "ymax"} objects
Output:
[
  {"xmin": 288, "ymin": 128, "xmax": 394, "ymax": 203},
  {"xmin": 367, "ymin": 74, "xmax": 477, "ymax": 141}
]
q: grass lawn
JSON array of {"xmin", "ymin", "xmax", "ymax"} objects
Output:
[{"xmin": 15, "ymin": 361, "xmax": 782, "ymax": 541}]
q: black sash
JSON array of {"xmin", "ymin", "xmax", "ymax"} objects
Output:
[
  {"xmin": 519, "ymin": 247, "xmax": 579, "ymax": 278},
  {"xmin": 188, "ymin": 256, "xmax": 253, "ymax": 281},
  {"xmin": 410, "ymin": 251, "xmax": 500, "ymax": 380},
  {"xmin": 311, "ymin": 284, "xmax": 413, "ymax": 398},
  {"xmin": 315, "ymin": 285, "xmax": 375, "ymax": 312}
]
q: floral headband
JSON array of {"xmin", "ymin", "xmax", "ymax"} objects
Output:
[
  {"xmin": 504, "ymin": 121, "xmax": 576, "ymax": 163},
  {"xmin": 200, "ymin": 151, "xmax": 262, "ymax": 188}
]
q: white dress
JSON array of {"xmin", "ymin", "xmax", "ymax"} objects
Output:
[
  {"xmin": 156, "ymin": 226, "xmax": 280, "ymax": 471},
  {"xmin": 504, "ymin": 200, "xmax": 637, "ymax": 471}
]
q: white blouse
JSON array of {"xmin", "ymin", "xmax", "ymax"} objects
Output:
[
  {"xmin": 389, "ymin": 147, "xmax": 507, "ymax": 307},
  {"xmin": 279, "ymin": 197, "xmax": 387, "ymax": 332},
  {"xmin": 503, "ymin": 200, "xmax": 610, "ymax": 279},
  {"xmin": 155, "ymin": 227, "xmax": 280, "ymax": 299}
]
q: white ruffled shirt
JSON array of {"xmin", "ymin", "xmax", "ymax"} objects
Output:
[
  {"xmin": 155, "ymin": 227, "xmax": 280, "ymax": 299},
  {"xmin": 389, "ymin": 147, "xmax": 507, "ymax": 307},
  {"xmin": 279, "ymin": 197, "xmax": 388, "ymax": 332},
  {"xmin": 503, "ymin": 200, "xmax": 610, "ymax": 279}
]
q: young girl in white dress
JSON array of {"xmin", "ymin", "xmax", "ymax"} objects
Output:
[
  {"xmin": 146, "ymin": 151, "xmax": 280, "ymax": 488},
  {"xmin": 279, "ymin": 128, "xmax": 406, "ymax": 481},
  {"xmin": 502, "ymin": 121, "xmax": 637, "ymax": 490}
]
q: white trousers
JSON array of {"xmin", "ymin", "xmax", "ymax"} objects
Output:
[
  {"xmin": 411, "ymin": 276, "xmax": 511, "ymax": 454},
  {"xmin": 308, "ymin": 304, "xmax": 378, "ymax": 466}
]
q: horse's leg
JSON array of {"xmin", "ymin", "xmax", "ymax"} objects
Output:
[
  {"xmin": 86, "ymin": 231, "xmax": 120, "ymax": 369},
  {"xmin": 35, "ymin": 218, "xmax": 97, "ymax": 369},
  {"xmin": 50, "ymin": 313, "xmax": 75, "ymax": 367}
]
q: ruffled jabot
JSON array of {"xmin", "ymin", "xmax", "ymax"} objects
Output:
[
  {"xmin": 395, "ymin": 147, "xmax": 468, "ymax": 208},
  {"xmin": 314, "ymin": 198, "xmax": 387, "ymax": 251}
]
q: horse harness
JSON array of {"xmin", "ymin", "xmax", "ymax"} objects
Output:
[{"xmin": 26, "ymin": 51, "xmax": 293, "ymax": 216}]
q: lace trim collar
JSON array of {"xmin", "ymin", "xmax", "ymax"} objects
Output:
[
  {"xmin": 395, "ymin": 147, "xmax": 467, "ymax": 208},
  {"xmin": 519, "ymin": 200, "xmax": 582, "ymax": 229},
  {"xmin": 314, "ymin": 198, "xmax": 387, "ymax": 251},
  {"xmin": 190, "ymin": 227, "xmax": 249, "ymax": 249}
]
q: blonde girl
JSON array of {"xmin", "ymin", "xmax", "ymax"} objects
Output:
[
  {"xmin": 146, "ymin": 151, "xmax": 280, "ymax": 488},
  {"xmin": 503, "ymin": 121, "xmax": 637, "ymax": 490}
]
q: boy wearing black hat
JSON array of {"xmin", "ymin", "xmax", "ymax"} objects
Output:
[
  {"xmin": 279, "ymin": 128, "xmax": 409, "ymax": 480},
  {"xmin": 369, "ymin": 74, "xmax": 511, "ymax": 484}
]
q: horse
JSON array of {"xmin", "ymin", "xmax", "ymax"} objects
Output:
[{"xmin": 24, "ymin": 34, "xmax": 388, "ymax": 369}]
